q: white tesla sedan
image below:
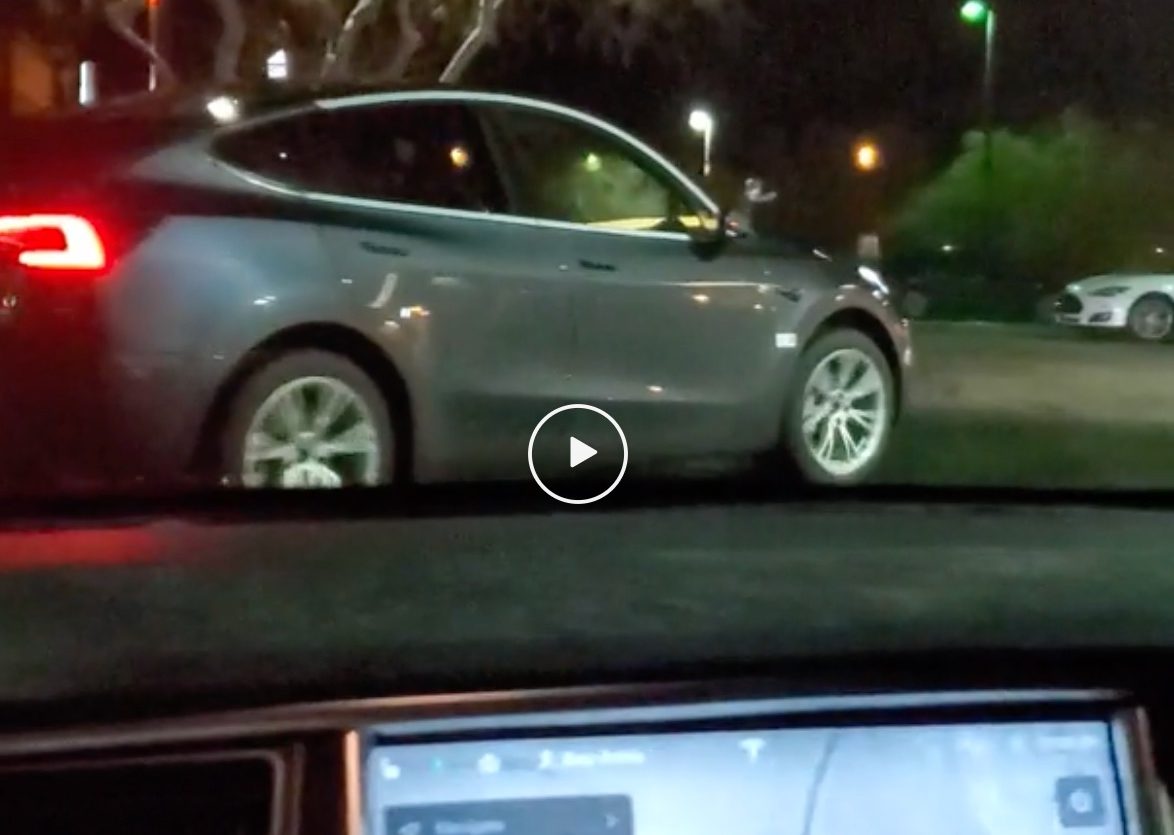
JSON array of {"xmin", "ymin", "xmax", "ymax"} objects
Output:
[{"xmin": 1055, "ymin": 274, "xmax": 1174, "ymax": 341}]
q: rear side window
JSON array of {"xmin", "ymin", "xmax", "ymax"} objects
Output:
[{"xmin": 214, "ymin": 103, "xmax": 504, "ymax": 213}]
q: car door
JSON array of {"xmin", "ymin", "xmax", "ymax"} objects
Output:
[
  {"xmin": 234, "ymin": 101, "xmax": 581, "ymax": 479},
  {"xmin": 480, "ymin": 103, "xmax": 790, "ymax": 460}
]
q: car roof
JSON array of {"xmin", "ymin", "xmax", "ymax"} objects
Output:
[
  {"xmin": 0, "ymin": 84, "xmax": 570, "ymax": 149},
  {"xmin": 2, "ymin": 84, "xmax": 717, "ymax": 214},
  {"xmin": 5, "ymin": 82, "xmax": 491, "ymax": 126}
]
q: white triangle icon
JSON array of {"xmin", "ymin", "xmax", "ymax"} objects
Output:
[{"xmin": 569, "ymin": 437, "xmax": 598, "ymax": 469}]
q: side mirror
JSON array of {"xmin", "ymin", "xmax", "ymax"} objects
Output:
[{"xmin": 687, "ymin": 209, "xmax": 731, "ymax": 246}]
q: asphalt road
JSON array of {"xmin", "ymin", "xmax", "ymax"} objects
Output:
[{"xmin": 882, "ymin": 321, "xmax": 1174, "ymax": 488}]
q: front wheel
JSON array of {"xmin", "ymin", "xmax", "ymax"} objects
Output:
[
  {"xmin": 1128, "ymin": 295, "xmax": 1174, "ymax": 342},
  {"xmin": 781, "ymin": 329, "xmax": 896, "ymax": 486},
  {"xmin": 221, "ymin": 350, "xmax": 394, "ymax": 489}
]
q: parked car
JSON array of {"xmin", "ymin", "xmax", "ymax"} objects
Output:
[
  {"xmin": 0, "ymin": 87, "xmax": 910, "ymax": 491},
  {"xmin": 1055, "ymin": 274, "xmax": 1174, "ymax": 341}
]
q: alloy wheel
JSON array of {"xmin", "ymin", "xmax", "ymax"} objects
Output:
[
  {"xmin": 1131, "ymin": 298, "xmax": 1173, "ymax": 341},
  {"xmin": 241, "ymin": 375, "xmax": 382, "ymax": 489},
  {"xmin": 800, "ymin": 348, "xmax": 890, "ymax": 478}
]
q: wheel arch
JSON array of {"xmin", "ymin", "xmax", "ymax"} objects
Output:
[
  {"xmin": 191, "ymin": 323, "xmax": 415, "ymax": 482},
  {"xmin": 1130, "ymin": 289, "xmax": 1174, "ymax": 306},
  {"xmin": 1129, "ymin": 290, "xmax": 1174, "ymax": 308},
  {"xmin": 810, "ymin": 307, "xmax": 903, "ymax": 415}
]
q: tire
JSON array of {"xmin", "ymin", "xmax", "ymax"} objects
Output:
[
  {"xmin": 221, "ymin": 350, "xmax": 395, "ymax": 489},
  {"xmin": 1127, "ymin": 294, "xmax": 1174, "ymax": 342},
  {"xmin": 780, "ymin": 329, "xmax": 896, "ymax": 486}
]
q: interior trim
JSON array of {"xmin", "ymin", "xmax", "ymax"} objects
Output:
[
  {"xmin": 0, "ymin": 747, "xmax": 291, "ymax": 835},
  {"xmin": 343, "ymin": 731, "xmax": 362, "ymax": 835},
  {"xmin": 0, "ymin": 683, "xmax": 1121, "ymax": 760}
]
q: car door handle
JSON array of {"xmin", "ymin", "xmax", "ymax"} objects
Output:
[
  {"xmin": 579, "ymin": 259, "xmax": 616, "ymax": 272},
  {"xmin": 774, "ymin": 287, "xmax": 803, "ymax": 302},
  {"xmin": 360, "ymin": 240, "xmax": 410, "ymax": 257}
]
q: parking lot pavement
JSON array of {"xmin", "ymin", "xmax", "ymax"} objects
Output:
[{"xmin": 883, "ymin": 321, "xmax": 1174, "ymax": 488}]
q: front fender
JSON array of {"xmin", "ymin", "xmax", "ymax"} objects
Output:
[{"xmin": 794, "ymin": 282, "xmax": 912, "ymax": 407}]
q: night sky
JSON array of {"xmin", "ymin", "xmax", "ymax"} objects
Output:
[
  {"xmin": 486, "ymin": 0, "xmax": 1174, "ymax": 155},
  {"xmin": 84, "ymin": 0, "xmax": 1174, "ymax": 201}
]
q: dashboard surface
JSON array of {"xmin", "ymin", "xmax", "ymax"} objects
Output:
[{"xmin": 0, "ymin": 685, "xmax": 1164, "ymax": 835}]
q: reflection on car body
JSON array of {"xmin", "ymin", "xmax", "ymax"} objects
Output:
[{"xmin": 0, "ymin": 89, "xmax": 910, "ymax": 492}]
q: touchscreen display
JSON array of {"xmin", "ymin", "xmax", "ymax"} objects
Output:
[{"xmin": 367, "ymin": 720, "xmax": 1131, "ymax": 835}]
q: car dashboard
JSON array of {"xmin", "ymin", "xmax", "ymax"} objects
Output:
[{"xmin": 0, "ymin": 682, "xmax": 1167, "ymax": 835}]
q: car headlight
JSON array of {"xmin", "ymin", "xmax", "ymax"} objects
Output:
[{"xmin": 1089, "ymin": 286, "xmax": 1130, "ymax": 297}]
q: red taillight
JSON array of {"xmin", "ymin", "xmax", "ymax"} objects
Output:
[{"xmin": 0, "ymin": 214, "xmax": 107, "ymax": 272}]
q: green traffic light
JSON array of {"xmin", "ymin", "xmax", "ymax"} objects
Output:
[{"xmin": 960, "ymin": 0, "xmax": 989, "ymax": 23}]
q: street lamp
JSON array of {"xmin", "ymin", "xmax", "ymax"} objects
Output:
[
  {"xmin": 853, "ymin": 140, "xmax": 882, "ymax": 173},
  {"xmin": 959, "ymin": 0, "xmax": 997, "ymax": 174},
  {"xmin": 959, "ymin": 0, "xmax": 987, "ymax": 23},
  {"xmin": 960, "ymin": 0, "xmax": 998, "ymax": 279},
  {"xmin": 688, "ymin": 108, "xmax": 715, "ymax": 178}
]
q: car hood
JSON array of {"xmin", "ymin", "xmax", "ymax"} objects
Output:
[
  {"xmin": 1070, "ymin": 274, "xmax": 1174, "ymax": 293},
  {"xmin": 736, "ymin": 234, "xmax": 891, "ymax": 298}
]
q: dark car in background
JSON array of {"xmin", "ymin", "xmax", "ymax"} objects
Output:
[{"xmin": 0, "ymin": 87, "xmax": 910, "ymax": 492}]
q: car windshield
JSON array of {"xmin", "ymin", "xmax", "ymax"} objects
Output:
[{"xmin": 0, "ymin": 0, "xmax": 1170, "ymax": 507}]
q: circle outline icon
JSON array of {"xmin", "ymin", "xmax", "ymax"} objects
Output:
[{"xmin": 527, "ymin": 404, "xmax": 629, "ymax": 505}]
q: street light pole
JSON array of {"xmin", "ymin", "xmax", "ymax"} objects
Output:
[
  {"xmin": 688, "ymin": 108, "xmax": 715, "ymax": 179},
  {"xmin": 961, "ymin": 0, "xmax": 998, "ymax": 277},
  {"xmin": 981, "ymin": 6, "xmax": 997, "ymax": 180},
  {"xmin": 960, "ymin": 0, "xmax": 997, "ymax": 175},
  {"xmin": 147, "ymin": 0, "xmax": 162, "ymax": 91}
]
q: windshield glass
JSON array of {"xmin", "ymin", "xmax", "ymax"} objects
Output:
[{"xmin": 0, "ymin": 0, "xmax": 1171, "ymax": 503}]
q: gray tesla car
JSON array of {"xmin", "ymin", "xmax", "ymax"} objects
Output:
[{"xmin": 0, "ymin": 86, "xmax": 911, "ymax": 491}]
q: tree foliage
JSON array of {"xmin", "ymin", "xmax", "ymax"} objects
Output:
[
  {"xmin": 23, "ymin": 0, "xmax": 741, "ymax": 91},
  {"xmin": 889, "ymin": 112, "xmax": 1174, "ymax": 288}
]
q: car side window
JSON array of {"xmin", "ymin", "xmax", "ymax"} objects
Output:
[
  {"xmin": 214, "ymin": 103, "xmax": 504, "ymax": 213},
  {"xmin": 483, "ymin": 105, "xmax": 700, "ymax": 233}
]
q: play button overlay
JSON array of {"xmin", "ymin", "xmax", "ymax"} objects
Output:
[
  {"xmin": 570, "ymin": 437, "xmax": 597, "ymax": 468},
  {"xmin": 528, "ymin": 404, "xmax": 628, "ymax": 505}
]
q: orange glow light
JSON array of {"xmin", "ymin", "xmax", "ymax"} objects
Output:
[
  {"xmin": 853, "ymin": 141, "xmax": 882, "ymax": 172},
  {"xmin": 449, "ymin": 145, "xmax": 471, "ymax": 169}
]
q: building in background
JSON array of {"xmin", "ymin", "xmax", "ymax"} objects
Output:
[{"xmin": 1, "ymin": 24, "xmax": 60, "ymax": 115}]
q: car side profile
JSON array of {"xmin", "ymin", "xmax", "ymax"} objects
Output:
[
  {"xmin": 1055, "ymin": 273, "xmax": 1174, "ymax": 342},
  {"xmin": 0, "ymin": 87, "xmax": 911, "ymax": 491}
]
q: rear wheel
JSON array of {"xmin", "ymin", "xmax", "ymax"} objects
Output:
[
  {"xmin": 781, "ymin": 329, "xmax": 895, "ymax": 485},
  {"xmin": 221, "ymin": 350, "xmax": 394, "ymax": 489},
  {"xmin": 1128, "ymin": 295, "xmax": 1173, "ymax": 342}
]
